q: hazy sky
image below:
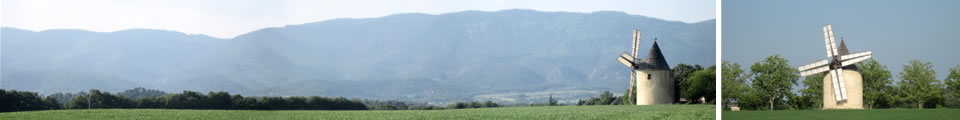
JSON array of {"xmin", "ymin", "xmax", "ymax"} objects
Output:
[
  {"xmin": 722, "ymin": 0, "xmax": 960, "ymax": 89},
  {"xmin": 1, "ymin": 0, "xmax": 715, "ymax": 39}
]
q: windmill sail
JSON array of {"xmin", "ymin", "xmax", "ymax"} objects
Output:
[
  {"xmin": 622, "ymin": 29, "xmax": 643, "ymax": 104},
  {"xmin": 620, "ymin": 53, "xmax": 635, "ymax": 63},
  {"xmin": 840, "ymin": 51, "xmax": 872, "ymax": 61},
  {"xmin": 841, "ymin": 55, "xmax": 871, "ymax": 67},
  {"xmin": 830, "ymin": 70, "xmax": 843, "ymax": 101},
  {"xmin": 799, "ymin": 59, "xmax": 831, "ymax": 76},
  {"xmin": 618, "ymin": 57, "xmax": 635, "ymax": 68},
  {"xmin": 799, "ymin": 59, "xmax": 829, "ymax": 71},
  {"xmin": 632, "ymin": 30, "xmax": 641, "ymax": 59},
  {"xmin": 800, "ymin": 66, "xmax": 831, "ymax": 76},
  {"xmin": 835, "ymin": 69, "xmax": 848, "ymax": 100},
  {"xmin": 824, "ymin": 25, "xmax": 838, "ymax": 57}
]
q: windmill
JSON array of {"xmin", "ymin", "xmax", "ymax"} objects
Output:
[
  {"xmin": 797, "ymin": 24, "xmax": 872, "ymax": 108},
  {"xmin": 617, "ymin": 29, "xmax": 673, "ymax": 105}
]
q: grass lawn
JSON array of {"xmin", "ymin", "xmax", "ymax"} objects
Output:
[
  {"xmin": 0, "ymin": 104, "xmax": 713, "ymax": 120},
  {"xmin": 723, "ymin": 109, "xmax": 960, "ymax": 120}
]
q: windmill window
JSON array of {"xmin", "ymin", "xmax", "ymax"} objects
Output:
[{"xmin": 647, "ymin": 74, "xmax": 652, "ymax": 79}]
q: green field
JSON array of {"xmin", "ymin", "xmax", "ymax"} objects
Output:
[
  {"xmin": 0, "ymin": 105, "xmax": 713, "ymax": 120},
  {"xmin": 723, "ymin": 109, "xmax": 960, "ymax": 120}
]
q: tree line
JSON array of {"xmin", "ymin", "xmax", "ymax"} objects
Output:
[
  {"xmin": 0, "ymin": 89, "xmax": 62, "ymax": 112},
  {"xmin": 722, "ymin": 55, "xmax": 960, "ymax": 111},
  {"xmin": 446, "ymin": 101, "xmax": 501, "ymax": 109},
  {"xmin": 2, "ymin": 88, "xmax": 369, "ymax": 112},
  {"xmin": 1, "ymin": 87, "xmax": 517, "ymax": 112},
  {"xmin": 578, "ymin": 91, "xmax": 618, "ymax": 105}
]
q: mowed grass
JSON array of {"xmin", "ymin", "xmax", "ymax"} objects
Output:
[
  {"xmin": 0, "ymin": 104, "xmax": 713, "ymax": 120},
  {"xmin": 723, "ymin": 109, "xmax": 960, "ymax": 120}
]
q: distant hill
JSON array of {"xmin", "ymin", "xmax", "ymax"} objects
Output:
[{"xmin": 1, "ymin": 9, "xmax": 714, "ymax": 104}]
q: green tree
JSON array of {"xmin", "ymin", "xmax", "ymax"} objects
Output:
[
  {"xmin": 207, "ymin": 92, "xmax": 233, "ymax": 109},
  {"xmin": 47, "ymin": 92, "xmax": 77, "ymax": 105},
  {"xmin": 117, "ymin": 87, "xmax": 167, "ymax": 100},
  {"xmin": 799, "ymin": 72, "xmax": 823, "ymax": 109},
  {"xmin": 42, "ymin": 96, "xmax": 62, "ymax": 109},
  {"xmin": 620, "ymin": 89, "xmax": 635, "ymax": 105},
  {"xmin": 898, "ymin": 60, "xmax": 943, "ymax": 109},
  {"xmin": 166, "ymin": 91, "xmax": 208, "ymax": 109},
  {"xmin": 858, "ymin": 59, "xmax": 894, "ymax": 109},
  {"xmin": 135, "ymin": 96, "xmax": 163, "ymax": 108},
  {"xmin": 0, "ymin": 89, "xmax": 61, "ymax": 112},
  {"xmin": 482, "ymin": 101, "xmax": 499, "ymax": 107},
  {"xmin": 577, "ymin": 91, "xmax": 619, "ymax": 106},
  {"xmin": 598, "ymin": 91, "xmax": 614, "ymax": 105},
  {"xmin": 674, "ymin": 64, "xmax": 704, "ymax": 103},
  {"xmin": 944, "ymin": 65, "xmax": 960, "ymax": 108},
  {"xmin": 721, "ymin": 61, "xmax": 751, "ymax": 110},
  {"xmin": 682, "ymin": 65, "xmax": 716, "ymax": 104},
  {"xmin": 259, "ymin": 97, "xmax": 285, "ymax": 110},
  {"xmin": 785, "ymin": 92, "xmax": 815, "ymax": 110},
  {"xmin": 67, "ymin": 89, "xmax": 133, "ymax": 109},
  {"xmin": 468, "ymin": 101, "xmax": 483, "ymax": 108},
  {"xmin": 749, "ymin": 55, "xmax": 800, "ymax": 111},
  {"xmin": 235, "ymin": 97, "xmax": 258, "ymax": 109},
  {"xmin": 88, "ymin": 89, "xmax": 102, "ymax": 109},
  {"xmin": 797, "ymin": 93, "xmax": 820, "ymax": 110},
  {"xmin": 282, "ymin": 97, "xmax": 308, "ymax": 110},
  {"xmin": 447, "ymin": 102, "xmax": 467, "ymax": 109}
]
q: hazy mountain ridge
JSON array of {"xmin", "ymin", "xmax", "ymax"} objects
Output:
[{"xmin": 1, "ymin": 9, "xmax": 714, "ymax": 104}]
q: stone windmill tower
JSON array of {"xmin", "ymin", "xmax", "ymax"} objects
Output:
[
  {"xmin": 617, "ymin": 29, "xmax": 674, "ymax": 105},
  {"xmin": 797, "ymin": 24, "xmax": 873, "ymax": 109}
]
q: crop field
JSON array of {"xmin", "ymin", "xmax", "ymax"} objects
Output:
[
  {"xmin": 0, "ymin": 105, "xmax": 713, "ymax": 120},
  {"xmin": 722, "ymin": 109, "xmax": 960, "ymax": 120}
]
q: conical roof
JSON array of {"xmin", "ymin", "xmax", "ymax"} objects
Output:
[
  {"xmin": 837, "ymin": 40, "xmax": 859, "ymax": 70},
  {"xmin": 838, "ymin": 40, "xmax": 850, "ymax": 55},
  {"xmin": 635, "ymin": 41, "xmax": 670, "ymax": 70}
]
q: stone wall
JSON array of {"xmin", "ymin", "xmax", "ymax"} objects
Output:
[
  {"xmin": 823, "ymin": 69, "xmax": 864, "ymax": 109},
  {"xmin": 635, "ymin": 70, "xmax": 674, "ymax": 105}
]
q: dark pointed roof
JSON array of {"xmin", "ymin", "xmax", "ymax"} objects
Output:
[
  {"xmin": 838, "ymin": 39, "xmax": 850, "ymax": 55},
  {"xmin": 837, "ymin": 40, "xmax": 859, "ymax": 70},
  {"xmin": 635, "ymin": 41, "xmax": 670, "ymax": 70}
]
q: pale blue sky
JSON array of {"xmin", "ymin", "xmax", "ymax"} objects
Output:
[
  {"xmin": 1, "ymin": 0, "xmax": 715, "ymax": 38},
  {"xmin": 722, "ymin": 0, "xmax": 960, "ymax": 88}
]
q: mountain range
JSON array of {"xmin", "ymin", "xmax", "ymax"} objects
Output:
[{"xmin": 1, "ymin": 9, "xmax": 714, "ymax": 104}]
